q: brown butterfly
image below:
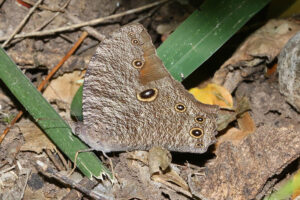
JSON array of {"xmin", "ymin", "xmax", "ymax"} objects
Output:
[{"xmin": 78, "ymin": 23, "xmax": 219, "ymax": 153}]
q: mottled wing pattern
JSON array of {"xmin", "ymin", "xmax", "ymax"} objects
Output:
[{"xmin": 79, "ymin": 24, "xmax": 219, "ymax": 153}]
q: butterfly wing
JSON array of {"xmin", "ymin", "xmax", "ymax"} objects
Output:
[{"xmin": 80, "ymin": 24, "xmax": 219, "ymax": 153}]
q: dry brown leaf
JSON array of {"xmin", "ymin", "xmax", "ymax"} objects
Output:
[
  {"xmin": 114, "ymin": 152, "xmax": 190, "ymax": 199},
  {"xmin": 19, "ymin": 120, "xmax": 56, "ymax": 153},
  {"xmin": 148, "ymin": 147, "xmax": 190, "ymax": 193},
  {"xmin": 213, "ymin": 19, "xmax": 300, "ymax": 92},
  {"xmin": 125, "ymin": 149, "xmax": 191, "ymax": 197},
  {"xmin": 43, "ymin": 70, "xmax": 84, "ymax": 104},
  {"xmin": 216, "ymin": 112, "xmax": 256, "ymax": 147},
  {"xmin": 151, "ymin": 169, "xmax": 190, "ymax": 195},
  {"xmin": 148, "ymin": 146, "xmax": 172, "ymax": 174},
  {"xmin": 190, "ymin": 125, "xmax": 300, "ymax": 200}
]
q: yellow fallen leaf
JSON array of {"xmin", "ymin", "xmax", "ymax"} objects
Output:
[{"xmin": 189, "ymin": 83, "xmax": 233, "ymax": 109}]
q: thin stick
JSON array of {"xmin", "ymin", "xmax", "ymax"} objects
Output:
[
  {"xmin": 19, "ymin": 169, "xmax": 31, "ymax": 200},
  {"xmin": 57, "ymin": 149, "xmax": 70, "ymax": 170},
  {"xmin": 62, "ymin": 177, "xmax": 98, "ymax": 200},
  {"xmin": 1, "ymin": 0, "xmax": 43, "ymax": 48},
  {"xmin": 0, "ymin": 0, "xmax": 169, "ymax": 41},
  {"xmin": 66, "ymin": 12, "xmax": 106, "ymax": 41},
  {"xmin": 0, "ymin": 0, "xmax": 6, "ymax": 8},
  {"xmin": 75, "ymin": 41, "xmax": 99, "ymax": 55},
  {"xmin": 132, "ymin": 6, "xmax": 159, "ymax": 23},
  {"xmin": 0, "ymin": 31, "xmax": 88, "ymax": 144},
  {"xmin": 0, "ymin": 165, "xmax": 15, "ymax": 174},
  {"xmin": 3, "ymin": 0, "xmax": 71, "ymax": 48},
  {"xmin": 45, "ymin": 149, "xmax": 65, "ymax": 171},
  {"xmin": 68, "ymin": 148, "xmax": 93, "ymax": 177},
  {"xmin": 37, "ymin": 31, "xmax": 88, "ymax": 90},
  {"xmin": 158, "ymin": 178, "xmax": 193, "ymax": 198},
  {"xmin": 36, "ymin": 160, "xmax": 111, "ymax": 200},
  {"xmin": 22, "ymin": 0, "xmax": 65, "ymax": 12},
  {"xmin": 0, "ymin": 111, "xmax": 23, "ymax": 142},
  {"xmin": 33, "ymin": 0, "xmax": 72, "ymax": 32}
]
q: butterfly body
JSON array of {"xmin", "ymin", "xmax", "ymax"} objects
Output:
[{"xmin": 79, "ymin": 24, "xmax": 219, "ymax": 153}]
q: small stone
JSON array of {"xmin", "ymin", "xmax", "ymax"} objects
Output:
[{"xmin": 278, "ymin": 31, "xmax": 300, "ymax": 112}]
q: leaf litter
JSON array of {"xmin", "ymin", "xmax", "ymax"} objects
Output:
[{"xmin": 0, "ymin": 0, "xmax": 300, "ymax": 199}]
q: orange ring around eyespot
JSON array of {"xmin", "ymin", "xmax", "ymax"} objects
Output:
[
  {"xmin": 189, "ymin": 128, "xmax": 204, "ymax": 139},
  {"xmin": 174, "ymin": 103, "xmax": 186, "ymax": 112},
  {"xmin": 195, "ymin": 116, "xmax": 205, "ymax": 124},
  {"xmin": 137, "ymin": 88, "xmax": 158, "ymax": 102},
  {"xmin": 195, "ymin": 141, "xmax": 203, "ymax": 148},
  {"xmin": 132, "ymin": 59, "xmax": 144, "ymax": 69},
  {"xmin": 131, "ymin": 38, "xmax": 140, "ymax": 45}
]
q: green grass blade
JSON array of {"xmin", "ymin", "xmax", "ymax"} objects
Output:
[
  {"xmin": 0, "ymin": 47, "xmax": 112, "ymax": 179},
  {"xmin": 71, "ymin": 85, "xmax": 83, "ymax": 121},
  {"xmin": 157, "ymin": 0, "xmax": 271, "ymax": 81}
]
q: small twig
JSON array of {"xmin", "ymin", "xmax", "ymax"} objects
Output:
[
  {"xmin": 0, "ymin": 160, "xmax": 9, "ymax": 169},
  {"xmin": 0, "ymin": 31, "xmax": 88, "ymax": 144},
  {"xmin": 0, "ymin": 0, "xmax": 169, "ymax": 41},
  {"xmin": 57, "ymin": 149, "xmax": 70, "ymax": 171},
  {"xmin": 22, "ymin": 0, "xmax": 65, "ymax": 12},
  {"xmin": 75, "ymin": 41, "xmax": 99, "ymax": 55},
  {"xmin": 59, "ymin": 33, "xmax": 75, "ymax": 43},
  {"xmin": 102, "ymin": 152, "xmax": 115, "ymax": 181},
  {"xmin": 45, "ymin": 149, "xmax": 65, "ymax": 171},
  {"xmin": 66, "ymin": 11, "xmax": 106, "ymax": 41},
  {"xmin": 0, "ymin": 0, "xmax": 6, "ymax": 8},
  {"xmin": 62, "ymin": 177, "xmax": 98, "ymax": 200},
  {"xmin": 33, "ymin": 0, "xmax": 72, "ymax": 32},
  {"xmin": 1, "ymin": 0, "xmax": 43, "ymax": 48},
  {"xmin": 0, "ymin": 165, "xmax": 15, "ymax": 174},
  {"xmin": 68, "ymin": 148, "xmax": 93, "ymax": 177},
  {"xmin": 36, "ymin": 160, "xmax": 112, "ymax": 200},
  {"xmin": 19, "ymin": 169, "xmax": 31, "ymax": 200},
  {"xmin": 158, "ymin": 177, "xmax": 193, "ymax": 198},
  {"xmin": 0, "ymin": 111, "xmax": 23, "ymax": 143},
  {"xmin": 132, "ymin": 6, "xmax": 159, "ymax": 23},
  {"xmin": 37, "ymin": 31, "xmax": 88, "ymax": 90}
]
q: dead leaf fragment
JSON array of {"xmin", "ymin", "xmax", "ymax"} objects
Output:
[
  {"xmin": 43, "ymin": 70, "xmax": 84, "ymax": 104},
  {"xmin": 114, "ymin": 152, "xmax": 190, "ymax": 199},
  {"xmin": 117, "ymin": 149, "xmax": 191, "ymax": 198},
  {"xmin": 190, "ymin": 126, "xmax": 300, "ymax": 200},
  {"xmin": 148, "ymin": 147, "xmax": 190, "ymax": 193},
  {"xmin": 216, "ymin": 112, "xmax": 256, "ymax": 147},
  {"xmin": 19, "ymin": 120, "xmax": 56, "ymax": 153},
  {"xmin": 213, "ymin": 19, "xmax": 300, "ymax": 92},
  {"xmin": 148, "ymin": 146, "xmax": 172, "ymax": 174}
]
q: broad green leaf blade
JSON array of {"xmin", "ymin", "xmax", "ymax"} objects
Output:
[
  {"xmin": 71, "ymin": 85, "xmax": 83, "ymax": 121},
  {"xmin": 0, "ymin": 48, "xmax": 112, "ymax": 179},
  {"xmin": 157, "ymin": 0, "xmax": 271, "ymax": 81}
]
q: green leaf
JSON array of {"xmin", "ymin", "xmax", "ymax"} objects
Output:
[
  {"xmin": 263, "ymin": 170, "xmax": 300, "ymax": 200},
  {"xmin": 71, "ymin": 85, "xmax": 83, "ymax": 121},
  {"xmin": 0, "ymin": 47, "xmax": 112, "ymax": 180},
  {"xmin": 157, "ymin": 0, "xmax": 272, "ymax": 81}
]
